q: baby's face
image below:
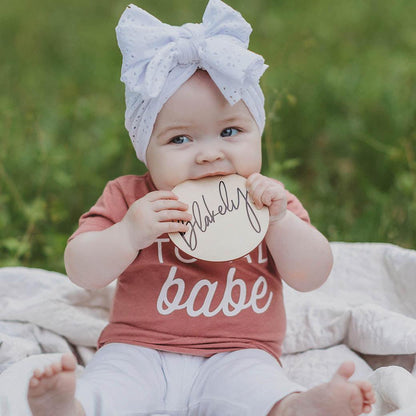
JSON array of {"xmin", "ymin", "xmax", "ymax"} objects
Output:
[{"xmin": 146, "ymin": 71, "xmax": 262, "ymax": 190}]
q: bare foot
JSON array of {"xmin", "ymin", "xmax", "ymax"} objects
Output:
[
  {"xmin": 27, "ymin": 353, "xmax": 85, "ymax": 416},
  {"xmin": 271, "ymin": 362, "xmax": 376, "ymax": 416}
]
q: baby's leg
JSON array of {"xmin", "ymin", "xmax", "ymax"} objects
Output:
[
  {"xmin": 270, "ymin": 361, "xmax": 376, "ymax": 416},
  {"xmin": 27, "ymin": 353, "xmax": 85, "ymax": 416}
]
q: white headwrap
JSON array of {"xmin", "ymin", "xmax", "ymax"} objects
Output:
[{"xmin": 116, "ymin": 0, "xmax": 268, "ymax": 164}]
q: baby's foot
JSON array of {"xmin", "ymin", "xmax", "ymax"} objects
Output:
[
  {"xmin": 274, "ymin": 362, "xmax": 376, "ymax": 416},
  {"xmin": 27, "ymin": 353, "xmax": 84, "ymax": 416}
]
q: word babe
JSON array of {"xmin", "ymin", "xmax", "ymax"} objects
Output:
[{"xmin": 157, "ymin": 266, "xmax": 273, "ymax": 317}]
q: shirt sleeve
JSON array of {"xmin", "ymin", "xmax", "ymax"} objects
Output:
[{"xmin": 68, "ymin": 179, "xmax": 129, "ymax": 242}]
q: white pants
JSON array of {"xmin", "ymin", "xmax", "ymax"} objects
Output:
[{"xmin": 75, "ymin": 343, "xmax": 305, "ymax": 416}]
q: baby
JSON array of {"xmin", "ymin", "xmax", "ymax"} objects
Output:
[{"xmin": 27, "ymin": 1, "xmax": 375, "ymax": 415}]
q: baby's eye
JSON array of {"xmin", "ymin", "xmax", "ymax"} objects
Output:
[
  {"xmin": 170, "ymin": 136, "xmax": 191, "ymax": 144},
  {"xmin": 221, "ymin": 127, "xmax": 239, "ymax": 138}
]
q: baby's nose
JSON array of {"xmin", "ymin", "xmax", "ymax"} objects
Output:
[{"xmin": 195, "ymin": 143, "xmax": 225, "ymax": 164}]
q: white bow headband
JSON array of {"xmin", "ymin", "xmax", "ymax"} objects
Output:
[{"xmin": 116, "ymin": 0, "xmax": 268, "ymax": 164}]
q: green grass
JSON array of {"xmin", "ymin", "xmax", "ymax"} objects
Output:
[{"xmin": 1, "ymin": 0, "xmax": 415, "ymax": 273}]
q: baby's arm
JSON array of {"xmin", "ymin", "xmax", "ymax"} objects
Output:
[
  {"xmin": 246, "ymin": 173, "xmax": 333, "ymax": 291},
  {"xmin": 64, "ymin": 191, "xmax": 191, "ymax": 289}
]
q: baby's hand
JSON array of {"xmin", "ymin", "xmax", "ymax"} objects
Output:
[
  {"xmin": 121, "ymin": 191, "xmax": 191, "ymax": 251},
  {"xmin": 246, "ymin": 173, "xmax": 287, "ymax": 224}
]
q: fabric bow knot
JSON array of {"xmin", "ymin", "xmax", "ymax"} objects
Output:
[
  {"xmin": 175, "ymin": 24, "xmax": 205, "ymax": 65},
  {"xmin": 116, "ymin": 0, "xmax": 267, "ymax": 104},
  {"xmin": 115, "ymin": 0, "xmax": 268, "ymax": 164}
]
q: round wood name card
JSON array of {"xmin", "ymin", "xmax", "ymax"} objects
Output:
[{"xmin": 169, "ymin": 174, "xmax": 270, "ymax": 262}]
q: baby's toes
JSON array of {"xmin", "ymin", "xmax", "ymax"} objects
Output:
[
  {"xmin": 349, "ymin": 385, "xmax": 365, "ymax": 415},
  {"xmin": 365, "ymin": 390, "xmax": 376, "ymax": 405},
  {"xmin": 29, "ymin": 375, "xmax": 41, "ymax": 388},
  {"xmin": 362, "ymin": 403, "xmax": 373, "ymax": 414},
  {"xmin": 34, "ymin": 368, "xmax": 43, "ymax": 378},
  {"xmin": 51, "ymin": 361, "xmax": 63, "ymax": 375},
  {"xmin": 28, "ymin": 373, "xmax": 52, "ymax": 397},
  {"xmin": 356, "ymin": 380, "xmax": 376, "ymax": 403},
  {"xmin": 43, "ymin": 365, "xmax": 54, "ymax": 377},
  {"xmin": 28, "ymin": 368, "xmax": 45, "ymax": 387}
]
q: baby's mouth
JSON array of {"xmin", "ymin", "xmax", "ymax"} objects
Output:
[{"xmin": 192, "ymin": 171, "xmax": 234, "ymax": 180}]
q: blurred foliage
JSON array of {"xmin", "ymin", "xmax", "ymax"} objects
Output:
[{"xmin": 0, "ymin": 0, "xmax": 415, "ymax": 273}]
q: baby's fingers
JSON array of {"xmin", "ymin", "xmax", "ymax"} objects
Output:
[
  {"xmin": 160, "ymin": 220, "xmax": 189, "ymax": 234},
  {"xmin": 247, "ymin": 179, "xmax": 269, "ymax": 209},
  {"xmin": 145, "ymin": 190, "xmax": 179, "ymax": 202},
  {"xmin": 153, "ymin": 199, "xmax": 188, "ymax": 212},
  {"xmin": 158, "ymin": 209, "xmax": 192, "ymax": 224}
]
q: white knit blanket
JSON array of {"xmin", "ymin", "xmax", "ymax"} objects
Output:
[{"xmin": 0, "ymin": 242, "xmax": 415, "ymax": 416}]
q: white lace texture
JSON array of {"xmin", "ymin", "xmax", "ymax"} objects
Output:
[{"xmin": 116, "ymin": 0, "xmax": 268, "ymax": 164}]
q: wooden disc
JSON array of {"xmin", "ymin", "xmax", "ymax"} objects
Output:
[{"xmin": 169, "ymin": 174, "xmax": 270, "ymax": 262}]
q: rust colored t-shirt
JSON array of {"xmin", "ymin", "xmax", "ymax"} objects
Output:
[{"xmin": 69, "ymin": 173, "xmax": 310, "ymax": 361}]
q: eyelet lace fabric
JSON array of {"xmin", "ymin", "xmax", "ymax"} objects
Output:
[{"xmin": 116, "ymin": 0, "xmax": 268, "ymax": 164}]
